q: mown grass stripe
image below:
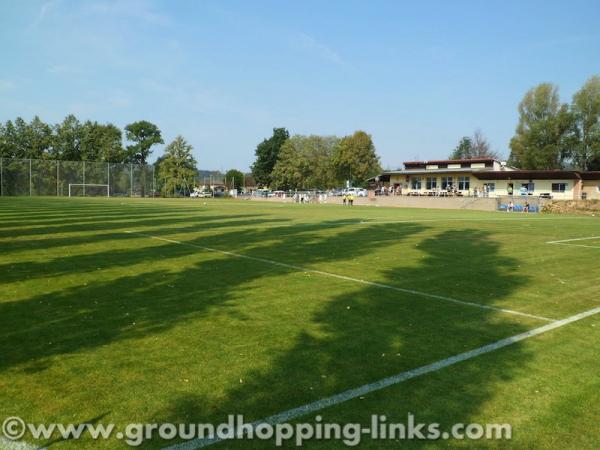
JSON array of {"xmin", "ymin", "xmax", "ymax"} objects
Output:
[{"xmin": 126, "ymin": 230, "xmax": 555, "ymax": 323}]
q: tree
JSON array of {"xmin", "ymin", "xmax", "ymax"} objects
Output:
[
  {"xmin": 52, "ymin": 115, "xmax": 83, "ymax": 160},
  {"xmin": 571, "ymin": 75, "xmax": 600, "ymax": 170},
  {"xmin": 251, "ymin": 127, "xmax": 289, "ymax": 187},
  {"xmin": 12, "ymin": 117, "xmax": 30, "ymax": 159},
  {"xmin": 224, "ymin": 169, "xmax": 245, "ymax": 192},
  {"xmin": 449, "ymin": 130, "xmax": 499, "ymax": 160},
  {"xmin": 27, "ymin": 116, "xmax": 54, "ymax": 159},
  {"xmin": 157, "ymin": 136, "xmax": 197, "ymax": 196},
  {"xmin": 332, "ymin": 131, "xmax": 381, "ymax": 186},
  {"xmin": 508, "ymin": 83, "xmax": 576, "ymax": 169},
  {"xmin": 0, "ymin": 116, "xmax": 54, "ymax": 159},
  {"xmin": 471, "ymin": 129, "xmax": 498, "ymax": 158},
  {"xmin": 449, "ymin": 136, "xmax": 473, "ymax": 159},
  {"xmin": 271, "ymin": 135, "xmax": 339, "ymax": 190},
  {"xmin": 80, "ymin": 121, "xmax": 125, "ymax": 162},
  {"xmin": 124, "ymin": 120, "xmax": 164, "ymax": 164},
  {"xmin": 0, "ymin": 121, "xmax": 6, "ymax": 158}
]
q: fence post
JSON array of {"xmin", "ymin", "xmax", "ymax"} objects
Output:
[
  {"xmin": 83, "ymin": 161, "xmax": 86, "ymax": 197},
  {"xmin": 152, "ymin": 164, "xmax": 155, "ymax": 198},
  {"xmin": 56, "ymin": 160, "xmax": 60, "ymax": 196},
  {"xmin": 107, "ymin": 162, "xmax": 111, "ymax": 198},
  {"xmin": 0, "ymin": 157, "xmax": 3, "ymax": 197},
  {"xmin": 29, "ymin": 159, "xmax": 32, "ymax": 196},
  {"xmin": 130, "ymin": 163, "xmax": 133, "ymax": 197}
]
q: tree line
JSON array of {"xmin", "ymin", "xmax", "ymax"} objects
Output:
[
  {"xmin": 0, "ymin": 114, "xmax": 200, "ymax": 196},
  {"xmin": 447, "ymin": 76, "xmax": 600, "ymax": 170},
  {"xmin": 508, "ymin": 76, "xmax": 600, "ymax": 170},
  {"xmin": 0, "ymin": 115, "xmax": 166, "ymax": 164},
  {"xmin": 251, "ymin": 128, "xmax": 382, "ymax": 189}
]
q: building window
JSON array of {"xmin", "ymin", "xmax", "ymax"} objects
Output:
[
  {"xmin": 458, "ymin": 176, "xmax": 470, "ymax": 190},
  {"xmin": 484, "ymin": 183, "xmax": 495, "ymax": 192},
  {"xmin": 552, "ymin": 183, "xmax": 567, "ymax": 192},
  {"xmin": 441, "ymin": 177, "xmax": 453, "ymax": 190},
  {"xmin": 596, "ymin": 184, "xmax": 600, "ymax": 192},
  {"xmin": 521, "ymin": 182, "xmax": 535, "ymax": 193},
  {"xmin": 411, "ymin": 177, "xmax": 422, "ymax": 190},
  {"xmin": 426, "ymin": 177, "xmax": 437, "ymax": 190}
]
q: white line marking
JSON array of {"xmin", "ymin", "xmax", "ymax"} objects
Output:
[
  {"xmin": 164, "ymin": 305, "xmax": 600, "ymax": 450},
  {"xmin": 547, "ymin": 236, "xmax": 600, "ymax": 244},
  {"xmin": 245, "ymin": 216, "xmax": 597, "ymax": 228},
  {"xmin": 546, "ymin": 236, "xmax": 600, "ymax": 249},
  {"xmin": 357, "ymin": 217, "xmax": 581, "ymax": 225},
  {"xmin": 126, "ymin": 230, "xmax": 554, "ymax": 322},
  {"xmin": 547, "ymin": 243, "xmax": 600, "ymax": 249}
]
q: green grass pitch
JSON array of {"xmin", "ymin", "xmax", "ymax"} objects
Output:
[{"xmin": 1, "ymin": 197, "xmax": 599, "ymax": 449}]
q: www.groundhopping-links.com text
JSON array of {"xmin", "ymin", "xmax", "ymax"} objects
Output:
[{"xmin": 2, "ymin": 414, "xmax": 512, "ymax": 447}]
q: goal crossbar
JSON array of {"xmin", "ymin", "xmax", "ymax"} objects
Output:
[{"xmin": 68, "ymin": 183, "xmax": 110, "ymax": 197}]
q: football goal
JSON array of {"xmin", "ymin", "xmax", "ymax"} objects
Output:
[{"xmin": 68, "ymin": 184, "xmax": 110, "ymax": 197}]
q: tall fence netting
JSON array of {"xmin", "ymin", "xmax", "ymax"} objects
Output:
[{"xmin": 0, "ymin": 158, "xmax": 155, "ymax": 197}]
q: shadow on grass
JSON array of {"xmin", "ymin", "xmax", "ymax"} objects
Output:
[
  {"xmin": 1, "ymin": 199, "xmax": 533, "ymax": 449},
  {"xmin": 151, "ymin": 229, "xmax": 532, "ymax": 449},
  {"xmin": 0, "ymin": 216, "xmax": 424, "ymax": 372}
]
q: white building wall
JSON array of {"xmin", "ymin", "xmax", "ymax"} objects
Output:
[{"xmin": 480, "ymin": 179, "xmax": 575, "ymax": 200}]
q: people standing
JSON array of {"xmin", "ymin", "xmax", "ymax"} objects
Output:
[{"xmin": 342, "ymin": 194, "xmax": 347, "ymax": 206}]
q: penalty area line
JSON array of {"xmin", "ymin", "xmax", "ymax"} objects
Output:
[
  {"xmin": 125, "ymin": 230, "xmax": 555, "ymax": 323},
  {"xmin": 164, "ymin": 305, "xmax": 600, "ymax": 450},
  {"xmin": 547, "ymin": 235, "xmax": 600, "ymax": 246}
]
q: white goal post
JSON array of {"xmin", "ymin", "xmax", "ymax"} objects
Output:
[{"xmin": 68, "ymin": 184, "xmax": 110, "ymax": 197}]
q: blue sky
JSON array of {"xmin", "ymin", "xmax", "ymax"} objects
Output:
[{"xmin": 1, "ymin": 0, "xmax": 599, "ymax": 170}]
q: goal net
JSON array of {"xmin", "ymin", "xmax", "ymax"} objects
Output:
[{"xmin": 68, "ymin": 184, "xmax": 110, "ymax": 197}]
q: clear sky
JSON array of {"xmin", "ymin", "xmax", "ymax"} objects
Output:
[{"xmin": 1, "ymin": 0, "xmax": 599, "ymax": 170}]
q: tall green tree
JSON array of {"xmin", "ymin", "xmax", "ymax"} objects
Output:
[
  {"xmin": 272, "ymin": 135, "xmax": 339, "ymax": 190},
  {"xmin": 449, "ymin": 130, "xmax": 499, "ymax": 159},
  {"xmin": 251, "ymin": 127, "xmax": 289, "ymax": 187},
  {"xmin": 157, "ymin": 136, "xmax": 197, "ymax": 196},
  {"xmin": 124, "ymin": 120, "xmax": 163, "ymax": 164},
  {"xmin": 80, "ymin": 121, "xmax": 125, "ymax": 162},
  {"xmin": 449, "ymin": 136, "xmax": 473, "ymax": 159},
  {"xmin": 52, "ymin": 115, "xmax": 83, "ymax": 160},
  {"xmin": 11, "ymin": 117, "xmax": 30, "ymax": 158},
  {"xmin": 0, "ymin": 121, "xmax": 6, "ymax": 158},
  {"xmin": 508, "ymin": 83, "xmax": 576, "ymax": 169},
  {"xmin": 0, "ymin": 120, "xmax": 20, "ymax": 158},
  {"xmin": 224, "ymin": 169, "xmax": 245, "ymax": 192},
  {"xmin": 571, "ymin": 75, "xmax": 600, "ymax": 170},
  {"xmin": 27, "ymin": 116, "xmax": 54, "ymax": 159},
  {"xmin": 332, "ymin": 130, "xmax": 381, "ymax": 186}
]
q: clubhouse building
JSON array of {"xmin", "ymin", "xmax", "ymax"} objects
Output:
[{"xmin": 371, "ymin": 158, "xmax": 600, "ymax": 200}]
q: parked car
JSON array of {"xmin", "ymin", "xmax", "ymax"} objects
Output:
[
  {"xmin": 190, "ymin": 189, "xmax": 211, "ymax": 198},
  {"xmin": 255, "ymin": 188, "xmax": 274, "ymax": 197},
  {"xmin": 343, "ymin": 187, "xmax": 368, "ymax": 197}
]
